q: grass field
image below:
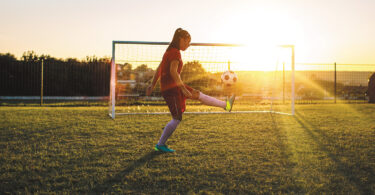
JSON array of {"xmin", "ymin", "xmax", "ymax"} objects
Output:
[{"xmin": 1, "ymin": 104, "xmax": 375, "ymax": 194}]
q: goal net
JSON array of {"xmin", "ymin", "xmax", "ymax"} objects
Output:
[{"xmin": 109, "ymin": 41, "xmax": 295, "ymax": 119}]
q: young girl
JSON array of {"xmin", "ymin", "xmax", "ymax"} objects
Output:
[{"xmin": 146, "ymin": 28, "xmax": 235, "ymax": 152}]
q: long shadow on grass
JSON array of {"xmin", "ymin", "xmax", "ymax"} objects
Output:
[
  {"xmin": 270, "ymin": 113, "xmax": 295, "ymax": 167},
  {"xmin": 269, "ymin": 113, "xmax": 304, "ymax": 193},
  {"xmin": 294, "ymin": 112, "xmax": 374, "ymax": 194},
  {"xmin": 90, "ymin": 151, "xmax": 163, "ymax": 193}
]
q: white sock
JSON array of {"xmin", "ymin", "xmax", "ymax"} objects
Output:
[
  {"xmin": 158, "ymin": 119, "xmax": 180, "ymax": 146},
  {"xmin": 198, "ymin": 92, "xmax": 226, "ymax": 109}
]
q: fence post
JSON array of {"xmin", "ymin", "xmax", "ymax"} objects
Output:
[
  {"xmin": 41, "ymin": 59, "xmax": 44, "ymax": 106},
  {"xmin": 334, "ymin": 62, "xmax": 336, "ymax": 103}
]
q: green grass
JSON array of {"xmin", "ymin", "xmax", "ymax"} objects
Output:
[{"xmin": 1, "ymin": 104, "xmax": 375, "ymax": 194}]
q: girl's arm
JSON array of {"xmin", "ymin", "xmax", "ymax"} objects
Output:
[
  {"xmin": 170, "ymin": 60, "xmax": 192, "ymax": 98},
  {"xmin": 146, "ymin": 63, "xmax": 161, "ymax": 96},
  {"xmin": 151, "ymin": 64, "xmax": 161, "ymax": 87}
]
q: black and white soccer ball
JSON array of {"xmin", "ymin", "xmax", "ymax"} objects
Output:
[{"xmin": 221, "ymin": 70, "xmax": 238, "ymax": 86}]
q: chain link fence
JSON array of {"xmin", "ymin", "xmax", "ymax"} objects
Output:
[
  {"xmin": 0, "ymin": 57, "xmax": 374, "ymax": 105},
  {"xmin": 295, "ymin": 63, "xmax": 374, "ymax": 103}
]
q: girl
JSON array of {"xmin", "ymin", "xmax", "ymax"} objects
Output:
[{"xmin": 146, "ymin": 28, "xmax": 235, "ymax": 152}]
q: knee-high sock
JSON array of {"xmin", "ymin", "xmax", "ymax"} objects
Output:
[
  {"xmin": 198, "ymin": 92, "xmax": 226, "ymax": 109},
  {"xmin": 158, "ymin": 119, "xmax": 181, "ymax": 146}
]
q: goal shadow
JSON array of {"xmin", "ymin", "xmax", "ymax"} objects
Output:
[{"xmin": 294, "ymin": 112, "xmax": 375, "ymax": 194}]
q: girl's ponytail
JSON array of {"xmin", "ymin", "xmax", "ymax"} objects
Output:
[{"xmin": 167, "ymin": 28, "xmax": 191, "ymax": 51}]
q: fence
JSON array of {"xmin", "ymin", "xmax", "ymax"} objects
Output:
[
  {"xmin": 295, "ymin": 63, "xmax": 375, "ymax": 103},
  {"xmin": 0, "ymin": 59, "xmax": 374, "ymax": 105},
  {"xmin": 0, "ymin": 58, "xmax": 110, "ymax": 104}
]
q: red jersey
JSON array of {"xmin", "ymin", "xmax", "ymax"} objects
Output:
[
  {"xmin": 159, "ymin": 47, "xmax": 193, "ymax": 115},
  {"xmin": 160, "ymin": 48, "xmax": 183, "ymax": 94}
]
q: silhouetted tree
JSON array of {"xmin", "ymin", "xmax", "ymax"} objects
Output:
[{"xmin": 22, "ymin": 51, "xmax": 39, "ymax": 62}]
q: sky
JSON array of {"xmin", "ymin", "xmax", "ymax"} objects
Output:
[{"xmin": 1, "ymin": 0, "xmax": 375, "ymax": 64}]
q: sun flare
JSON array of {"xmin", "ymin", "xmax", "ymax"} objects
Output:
[
  {"xmin": 210, "ymin": 7, "xmax": 300, "ymax": 71},
  {"xmin": 227, "ymin": 45, "xmax": 293, "ymax": 71}
]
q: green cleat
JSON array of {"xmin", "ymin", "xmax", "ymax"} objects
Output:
[
  {"xmin": 225, "ymin": 95, "xmax": 236, "ymax": 112},
  {"xmin": 155, "ymin": 144, "xmax": 175, "ymax": 153}
]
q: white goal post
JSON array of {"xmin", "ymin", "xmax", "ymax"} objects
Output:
[{"xmin": 109, "ymin": 41, "xmax": 295, "ymax": 119}]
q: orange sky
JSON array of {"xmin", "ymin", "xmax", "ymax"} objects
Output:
[{"xmin": 1, "ymin": 0, "xmax": 375, "ymax": 65}]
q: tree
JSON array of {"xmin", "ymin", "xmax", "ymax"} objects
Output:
[
  {"xmin": 180, "ymin": 61, "xmax": 214, "ymax": 92},
  {"xmin": 133, "ymin": 64, "xmax": 155, "ymax": 96},
  {"xmin": 0, "ymin": 53, "xmax": 17, "ymax": 63},
  {"xmin": 21, "ymin": 51, "xmax": 39, "ymax": 62},
  {"xmin": 180, "ymin": 61, "xmax": 207, "ymax": 82},
  {"xmin": 117, "ymin": 63, "xmax": 132, "ymax": 80},
  {"xmin": 134, "ymin": 64, "xmax": 151, "ymax": 72}
]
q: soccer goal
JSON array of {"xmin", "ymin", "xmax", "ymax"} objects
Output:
[{"xmin": 109, "ymin": 41, "xmax": 295, "ymax": 119}]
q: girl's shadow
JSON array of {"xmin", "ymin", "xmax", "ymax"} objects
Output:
[{"xmin": 90, "ymin": 151, "xmax": 163, "ymax": 193}]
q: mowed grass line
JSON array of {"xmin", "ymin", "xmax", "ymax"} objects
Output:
[{"xmin": 0, "ymin": 105, "xmax": 374, "ymax": 194}]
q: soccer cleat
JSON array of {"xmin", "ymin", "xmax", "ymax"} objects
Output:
[
  {"xmin": 225, "ymin": 95, "xmax": 236, "ymax": 112},
  {"xmin": 155, "ymin": 144, "xmax": 175, "ymax": 152}
]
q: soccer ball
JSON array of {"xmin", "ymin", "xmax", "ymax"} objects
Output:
[{"xmin": 221, "ymin": 70, "xmax": 238, "ymax": 86}]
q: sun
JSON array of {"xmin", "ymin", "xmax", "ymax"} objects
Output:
[
  {"xmin": 227, "ymin": 45, "xmax": 292, "ymax": 71},
  {"xmin": 210, "ymin": 8, "xmax": 299, "ymax": 71}
]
